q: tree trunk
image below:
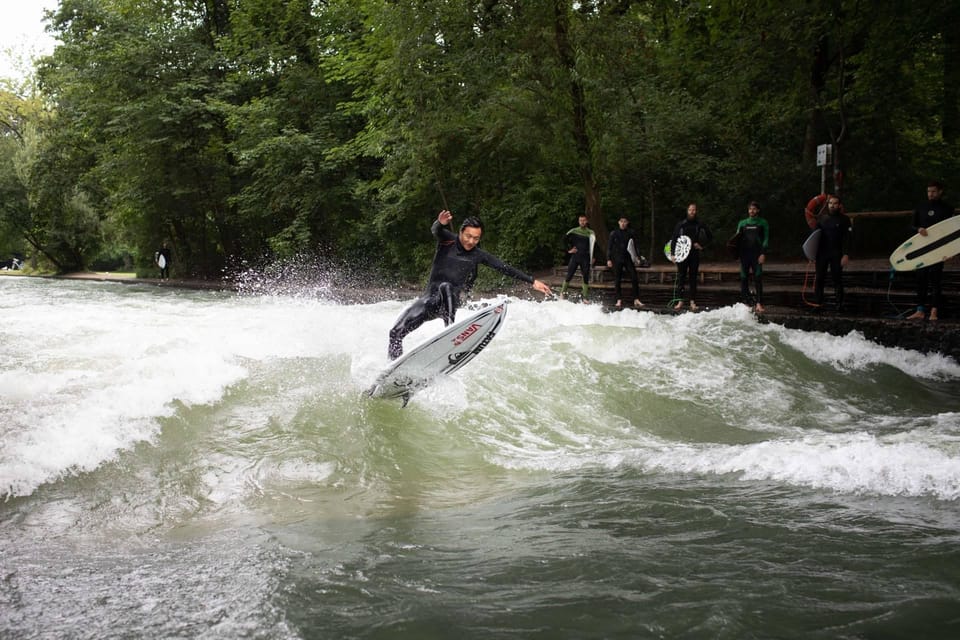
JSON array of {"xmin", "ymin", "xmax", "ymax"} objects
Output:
[
  {"xmin": 944, "ymin": 24, "xmax": 960, "ymax": 145},
  {"xmin": 552, "ymin": 0, "xmax": 607, "ymax": 257}
]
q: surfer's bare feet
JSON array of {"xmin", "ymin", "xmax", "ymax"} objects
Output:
[
  {"xmin": 754, "ymin": 303, "xmax": 765, "ymax": 314},
  {"xmin": 634, "ymin": 299, "xmax": 644, "ymax": 308},
  {"xmin": 906, "ymin": 310, "xmax": 925, "ymax": 320},
  {"xmin": 689, "ymin": 301, "xmax": 699, "ymax": 311},
  {"xmin": 615, "ymin": 299, "xmax": 622, "ymax": 308},
  {"xmin": 673, "ymin": 301, "xmax": 683, "ymax": 310}
]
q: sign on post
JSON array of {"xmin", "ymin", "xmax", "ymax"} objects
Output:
[
  {"xmin": 817, "ymin": 144, "xmax": 833, "ymax": 193},
  {"xmin": 816, "ymin": 144, "xmax": 832, "ymax": 167}
]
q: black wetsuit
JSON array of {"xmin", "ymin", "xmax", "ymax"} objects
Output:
[
  {"xmin": 911, "ymin": 198, "xmax": 955, "ymax": 313},
  {"xmin": 607, "ymin": 227, "xmax": 641, "ymax": 301},
  {"xmin": 815, "ymin": 210, "xmax": 853, "ymax": 308},
  {"xmin": 388, "ymin": 220, "xmax": 533, "ymax": 359},
  {"xmin": 564, "ymin": 226, "xmax": 594, "ymax": 285},
  {"xmin": 671, "ymin": 218, "xmax": 710, "ymax": 302},
  {"xmin": 155, "ymin": 247, "xmax": 171, "ymax": 280}
]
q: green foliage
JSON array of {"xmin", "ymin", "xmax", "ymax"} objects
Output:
[{"xmin": 2, "ymin": 0, "xmax": 953, "ymax": 280}]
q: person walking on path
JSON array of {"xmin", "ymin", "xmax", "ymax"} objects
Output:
[
  {"xmin": 906, "ymin": 181, "xmax": 956, "ymax": 322},
  {"xmin": 155, "ymin": 241, "xmax": 172, "ymax": 280},
  {"xmin": 560, "ymin": 215, "xmax": 595, "ymax": 303},
  {"xmin": 735, "ymin": 201, "xmax": 769, "ymax": 314},
  {"xmin": 606, "ymin": 216, "xmax": 644, "ymax": 309},
  {"xmin": 670, "ymin": 203, "xmax": 710, "ymax": 311},
  {"xmin": 814, "ymin": 195, "xmax": 853, "ymax": 310}
]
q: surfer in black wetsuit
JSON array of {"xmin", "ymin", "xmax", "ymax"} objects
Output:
[
  {"xmin": 906, "ymin": 181, "xmax": 956, "ymax": 321},
  {"xmin": 387, "ymin": 210, "xmax": 552, "ymax": 359},
  {"xmin": 606, "ymin": 216, "xmax": 643, "ymax": 308},
  {"xmin": 814, "ymin": 195, "xmax": 852, "ymax": 310},
  {"xmin": 670, "ymin": 203, "xmax": 710, "ymax": 311},
  {"xmin": 155, "ymin": 241, "xmax": 171, "ymax": 280},
  {"xmin": 560, "ymin": 215, "xmax": 595, "ymax": 302}
]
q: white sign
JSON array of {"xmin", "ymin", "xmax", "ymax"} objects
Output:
[{"xmin": 817, "ymin": 144, "xmax": 832, "ymax": 167}]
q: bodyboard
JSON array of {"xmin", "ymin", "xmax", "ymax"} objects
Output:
[
  {"xmin": 889, "ymin": 215, "xmax": 960, "ymax": 271},
  {"xmin": 802, "ymin": 228, "xmax": 822, "ymax": 262},
  {"xmin": 664, "ymin": 236, "xmax": 692, "ymax": 263},
  {"xmin": 157, "ymin": 254, "xmax": 167, "ymax": 269},
  {"xmin": 367, "ymin": 301, "xmax": 508, "ymax": 404}
]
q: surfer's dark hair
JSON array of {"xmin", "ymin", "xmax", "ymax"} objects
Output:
[
  {"xmin": 928, "ymin": 179, "xmax": 944, "ymax": 190},
  {"xmin": 460, "ymin": 216, "xmax": 483, "ymax": 231}
]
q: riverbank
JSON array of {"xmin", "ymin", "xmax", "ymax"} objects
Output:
[{"xmin": 4, "ymin": 268, "xmax": 958, "ymax": 361}]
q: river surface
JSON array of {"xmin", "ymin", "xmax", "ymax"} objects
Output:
[{"xmin": 2, "ymin": 276, "xmax": 960, "ymax": 639}]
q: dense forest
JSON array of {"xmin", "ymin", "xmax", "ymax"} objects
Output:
[{"xmin": 1, "ymin": 0, "xmax": 958, "ymax": 282}]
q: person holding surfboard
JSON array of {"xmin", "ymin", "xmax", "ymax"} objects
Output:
[
  {"xmin": 670, "ymin": 203, "xmax": 710, "ymax": 311},
  {"xmin": 906, "ymin": 181, "xmax": 956, "ymax": 321},
  {"xmin": 813, "ymin": 195, "xmax": 853, "ymax": 310},
  {"xmin": 735, "ymin": 201, "xmax": 769, "ymax": 314},
  {"xmin": 606, "ymin": 216, "xmax": 644, "ymax": 309},
  {"xmin": 560, "ymin": 215, "xmax": 596, "ymax": 303},
  {"xmin": 387, "ymin": 210, "xmax": 552, "ymax": 360},
  {"xmin": 154, "ymin": 241, "xmax": 171, "ymax": 280}
]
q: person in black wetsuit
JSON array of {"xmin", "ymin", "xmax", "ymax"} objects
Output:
[
  {"xmin": 560, "ymin": 215, "xmax": 595, "ymax": 302},
  {"xmin": 606, "ymin": 216, "xmax": 644, "ymax": 308},
  {"xmin": 814, "ymin": 195, "xmax": 853, "ymax": 310},
  {"xmin": 387, "ymin": 210, "xmax": 553, "ymax": 359},
  {"xmin": 906, "ymin": 181, "xmax": 956, "ymax": 322},
  {"xmin": 670, "ymin": 203, "xmax": 710, "ymax": 311},
  {"xmin": 155, "ymin": 241, "xmax": 172, "ymax": 280}
]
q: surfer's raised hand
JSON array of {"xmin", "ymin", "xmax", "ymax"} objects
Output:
[
  {"xmin": 532, "ymin": 279, "xmax": 552, "ymax": 297},
  {"xmin": 438, "ymin": 210, "xmax": 453, "ymax": 226}
]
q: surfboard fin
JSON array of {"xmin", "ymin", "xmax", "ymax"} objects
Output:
[{"xmin": 401, "ymin": 392, "xmax": 411, "ymax": 408}]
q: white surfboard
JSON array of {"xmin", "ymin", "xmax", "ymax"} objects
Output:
[
  {"xmin": 802, "ymin": 228, "xmax": 821, "ymax": 262},
  {"xmin": 157, "ymin": 254, "xmax": 166, "ymax": 269},
  {"xmin": 889, "ymin": 215, "xmax": 960, "ymax": 271},
  {"xmin": 367, "ymin": 301, "xmax": 508, "ymax": 405}
]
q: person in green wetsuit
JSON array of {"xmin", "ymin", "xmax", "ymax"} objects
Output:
[
  {"xmin": 560, "ymin": 215, "xmax": 596, "ymax": 303},
  {"xmin": 735, "ymin": 201, "xmax": 770, "ymax": 314}
]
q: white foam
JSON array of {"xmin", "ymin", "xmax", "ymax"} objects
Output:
[
  {"xmin": 641, "ymin": 432, "xmax": 960, "ymax": 500},
  {"xmin": 0, "ymin": 281, "xmax": 379, "ymax": 498},
  {"xmin": 4, "ymin": 280, "xmax": 959, "ymax": 504},
  {"xmin": 770, "ymin": 324, "xmax": 960, "ymax": 379}
]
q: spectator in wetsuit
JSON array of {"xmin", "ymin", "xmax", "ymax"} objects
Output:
[
  {"xmin": 736, "ymin": 201, "xmax": 769, "ymax": 314},
  {"xmin": 670, "ymin": 203, "xmax": 710, "ymax": 311},
  {"xmin": 814, "ymin": 195, "xmax": 853, "ymax": 310},
  {"xmin": 155, "ymin": 241, "xmax": 172, "ymax": 280},
  {"xmin": 606, "ymin": 216, "xmax": 644, "ymax": 309},
  {"xmin": 387, "ymin": 210, "xmax": 552, "ymax": 360},
  {"xmin": 559, "ymin": 215, "xmax": 595, "ymax": 303},
  {"xmin": 906, "ymin": 181, "xmax": 956, "ymax": 322}
]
